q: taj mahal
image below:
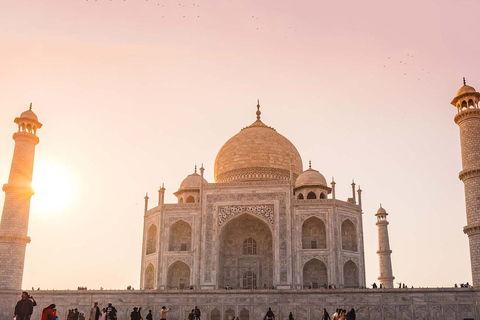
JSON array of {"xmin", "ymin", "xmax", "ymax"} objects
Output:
[
  {"xmin": 0, "ymin": 81, "xmax": 480, "ymax": 320},
  {"xmin": 139, "ymin": 102, "xmax": 372, "ymax": 291}
]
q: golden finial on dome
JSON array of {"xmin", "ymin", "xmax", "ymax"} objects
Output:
[
  {"xmin": 29, "ymin": 102, "xmax": 32, "ymax": 111},
  {"xmin": 256, "ymin": 99, "xmax": 261, "ymax": 120},
  {"xmin": 195, "ymin": 164, "xmax": 197, "ymax": 173},
  {"xmin": 309, "ymin": 160, "xmax": 311, "ymax": 169},
  {"xmin": 464, "ymin": 77, "xmax": 467, "ymax": 86}
]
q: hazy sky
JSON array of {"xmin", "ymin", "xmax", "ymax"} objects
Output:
[{"xmin": 0, "ymin": 0, "xmax": 479, "ymax": 290}]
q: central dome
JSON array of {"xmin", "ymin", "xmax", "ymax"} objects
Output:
[{"xmin": 214, "ymin": 107, "xmax": 303, "ymax": 183}]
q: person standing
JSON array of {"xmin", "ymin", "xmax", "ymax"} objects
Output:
[
  {"xmin": 265, "ymin": 308, "xmax": 274, "ymax": 320},
  {"xmin": 146, "ymin": 310, "xmax": 153, "ymax": 320},
  {"xmin": 14, "ymin": 292, "xmax": 37, "ymax": 320},
  {"xmin": 345, "ymin": 309, "xmax": 355, "ymax": 320},
  {"xmin": 194, "ymin": 306, "xmax": 201, "ymax": 320},
  {"xmin": 322, "ymin": 309, "xmax": 330, "ymax": 320},
  {"xmin": 73, "ymin": 309, "xmax": 79, "ymax": 320},
  {"xmin": 160, "ymin": 306, "xmax": 171, "ymax": 320},
  {"xmin": 130, "ymin": 307, "xmax": 142, "ymax": 320},
  {"xmin": 188, "ymin": 310, "xmax": 195, "ymax": 320},
  {"xmin": 40, "ymin": 304, "xmax": 57, "ymax": 320},
  {"xmin": 106, "ymin": 303, "xmax": 118, "ymax": 320},
  {"xmin": 89, "ymin": 302, "xmax": 101, "ymax": 320},
  {"xmin": 288, "ymin": 312, "xmax": 294, "ymax": 320},
  {"xmin": 100, "ymin": 309, "xmax": 107, "ymax": 320}
]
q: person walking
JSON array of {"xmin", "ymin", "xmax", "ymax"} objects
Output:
[
  {"xmin": 146, "ymin": 310, "xmax": 153, "ymax": 320},
  {"xmin": 14, "ymin": 292, "xmax": 37, "ymax": 320},
  {"xmin": 160, "ymin": 306, "xmax": 171, "ymax": 320},
  {"xmin": 194, "ymin": 306, "xmax": 201, "ymax": 320},
  {"xmin": 89, "ymin": 302, "xmax": 101, "ymax": 320},
  {"xmin": 40, "ymin": 304, "xmax": 57, "ymax": 320}
]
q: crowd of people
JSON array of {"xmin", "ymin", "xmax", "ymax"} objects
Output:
[{"xmin": 13, "ymin": 292, "xmax": 357, "ymax": 320}]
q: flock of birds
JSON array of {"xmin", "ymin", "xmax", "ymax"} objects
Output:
[{"xmin": 382, "ymin": 53, "xmax": 432, "ymax": 81}]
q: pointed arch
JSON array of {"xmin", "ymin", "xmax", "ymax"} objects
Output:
[
  {"xmin": 307, "ymin": 192, "xmax": 316, "ymax": 199},
  {"xmin": 319, "ymin": 192, "xmax": 326, "ymax": 199},
  {"xmin": 343, "ymin": 260, "xmax": 359, "ymax": 288},
  {"xmin": 302, "ymin": 217, "xmax": 326, "ymax": 249},
  {"xmin": 144, "ymin": 263, "xmax": 155, "ymax": 289},
  {"xmin": 146, "ymin": 224, "xmax": 157, "ymax": 255},
  {"xmin": 211, "ymin": 309, "xmax": 221, "ymax": 320},
  {"xmin": 179, "ymin": 197, "xmax": 184, "ymax": 203},
  {"xmin": 169, "ymin": 220, "xmax": 192, "ymax": 251},
  {"xmin": 167, "ymin": 260, "xmax": 190, "ymax": 289},
  {"xmin": 239, "ymin": 309, "xmax": 249, "ymax": 320},
  {"xmin": 225, "ymin": 309, "xmax": 235, "ymax": 320},
  {"xmin": 341, "ymin": 219, "xmax": 357, "ymax": 251},
  {"xmin": 186, "ymin": 195, "xmax": 195, "ymax": 203},
  {"xmin": 297, "ymin": 193, "xmax": 304, "ymax": 199},
  {"xmin": 303, "ymin": 258, "xmax": 327, "ymax": 289}
]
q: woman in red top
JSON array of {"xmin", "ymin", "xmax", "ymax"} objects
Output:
[{"xmin": 41, "ymin": 304, "xmax": 57, "ymax": 320}]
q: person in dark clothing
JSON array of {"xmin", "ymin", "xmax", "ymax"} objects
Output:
[
  {"xmin": 130, "ymin": 307, "xmax": 142, "ymax": 320},
  {"xmin": 106, "ymin": 303, "xmax": 118, "ymax": 320},
  {"xmin": 345, "ymin": 309, "xmax": 355, "ymax": 320},
  {"xmin": 322, "ymin": 308, "xmax": 330, "ymax": 320},
  {"xmin": 73, "ymin": 309, "xmax": 80, "ymax": 320},
  {"xmin": 194, "ymin": 306, "xmax": 201, "ymax": 320},
  {"xmin": 146, "ymin": 310, "xmax": 153, "ymax": 320},
  {"xmin": 265, "ymin": 308, "xmax": 274, "ymax": 320},
  {"xmin": 188, "ymin": 310, "xmax": 195, "ymax": 320},
  {"xmin": 14, "ymin": 292, "xmax": 37, "ymax": 320},
  {"xmin": 288, "ymin": 312, "xmax": 294, "ymax": 320}
]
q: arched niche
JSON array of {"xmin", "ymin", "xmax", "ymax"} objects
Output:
[
  {"xmin": 341, "ymin": 219, "xmax": 357, "ymax": 251},
  {"xmin": 302, "ymin": 217, "xmax": 326, "ymax": 249},
  {"xmin": 186, "ymin": 195, "xmax": 195, "ymax": 203},
  {"xmin": 343, "ymin": 260, "xmax": 359, "ymax": 288},
  {"xmin": 225, "ymin": 309, "xmax": 235, "ymax": 320},
  {"xmin": 218, "ymin": 213, "xmax": 273, "ymax": 289},
  {"xmin": 211, "ymin": 309, "xmax": 221, "ymax": 320},
  {"xmin": 239, "ymin": 309, "xmax": 249, "ymax": 320},
  {"xmin": 144, "ymin": 263, "xmax": 155, "ymax": 289},
  {"xmin": 297, "ymin": 193, "xmax": 304, "ymax": 199},
  {"xmin": 169, "ymin": 220, "xmax": 192, "ymax": 251},
  {"xmin": 146, "ymin": 224, "xmax": 157, "ymax": 255},
  {"xmin": 307, "ymin": 191, "xmax": 316, "ymax": 199},
  {"xmin": 167, "ymin": 260, "xmax": 190, "ymax": 289},
  {"xmin": 303, "ymin": 259, "xmax": 327, "ymax": 289}
]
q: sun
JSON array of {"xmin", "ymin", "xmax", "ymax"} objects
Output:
[{"xmin": 31, "ymin": 160, "xmax": 77, "ymax": 215}]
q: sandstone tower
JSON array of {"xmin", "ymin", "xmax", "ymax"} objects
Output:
[
  {"xmin": 452, "ymin": 79, "xmax": 480, "ymax": 286},
  {"xmin": 0, "ymin": 104, "xmax": 42, "ymax": 290},
  {"xmin": 376, "ymin": 205, "xmax": 394, "ymax": 288}
]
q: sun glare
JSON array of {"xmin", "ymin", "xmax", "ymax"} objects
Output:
[{"xmin": 31, "ymin": 160, "xmax": 77, "ymax": 215}]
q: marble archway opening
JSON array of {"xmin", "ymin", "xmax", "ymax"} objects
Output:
[
  {"xmin": 218, "ymin": 213, "xmax": 273, "ymax": 289},
  {"xmin": 167, "ymin": 260, "xmax": 190, "ymax": 289},
  {"xmin": 302, "ymin": 259, "xmax": 327, "ymax": 289}
]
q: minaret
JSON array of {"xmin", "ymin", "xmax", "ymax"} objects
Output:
[
  {"xmin": 376, "ymin": 205, "xmax": 394, "ymax": 288},
  {"xmin": 0, "ymin": 104, "xmax": 42, "ymax": 290},
  {"xmin": 452, "ymin": 78, "xmax": 480, "ymax": 286}
]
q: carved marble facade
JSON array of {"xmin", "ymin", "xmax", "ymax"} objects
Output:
[{"xmin": 140, "ymin": 180, "xmax": 366, "ymax": 290}]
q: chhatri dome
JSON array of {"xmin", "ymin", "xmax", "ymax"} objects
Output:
[
  {"xmin": 214, "ymin": 101, "xmax": 303, "ymax": 182},
  {"xmin": 179, "ymin": 166, "xmax": 208, "ymax": 190},
  {"xmin": 295, "ymin": 161, "xmax": 328, "ymax": 188}
]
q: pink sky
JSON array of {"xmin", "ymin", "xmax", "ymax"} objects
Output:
[{"xmin": 0, "ymin": 0, "xmax": 479, "ymax": 289}]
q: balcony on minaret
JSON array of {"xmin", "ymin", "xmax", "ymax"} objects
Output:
[{"xmin": 451, "ymin": 78, "xmax": 480, "ymax": 114}]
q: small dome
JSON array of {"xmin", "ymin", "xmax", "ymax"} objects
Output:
[
  {"xmin": 295, "ymin": 167, "xmax": 327, "ymax": 188},
  {"xmin": 376, "ymin": 206, "xmax": 387, "ymax": 215},
  {"xmin": 179, "ymin": 172, "xmax": 207, "ymax": 190},
  {"xmin": 456, "ymin": 84, "xmax": 477, "ymax": 97},
  {"xmin": 20, "ymin": 109, "xmax": 38, "ymax": 121}
]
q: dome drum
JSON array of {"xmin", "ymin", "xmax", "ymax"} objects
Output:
[{"xmin": 216, "ymin": 167, "xmax": 296, "ymax": 183}]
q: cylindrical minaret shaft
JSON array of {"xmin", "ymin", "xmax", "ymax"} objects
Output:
[
  {"xmin": 376, "ymin": 205, "xmax": 394, "ymax": 288},
  {"xmin": 452, "ymin": 79, "xmax": 480, "ymax": 286},
  {"xmin": 0, "ymin": 105, "xmax": 42, "ymax": 290}
]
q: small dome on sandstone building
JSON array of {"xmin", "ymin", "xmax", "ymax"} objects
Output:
[
  {"xmin": 295, "ymin": 167, "xmax": 327, "ymax": 188},
  {"xmin": 179, "ymin": 171, "xmax": 207, "ymax": 190}
]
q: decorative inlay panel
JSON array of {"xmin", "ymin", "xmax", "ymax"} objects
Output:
[
  {"xmin": 341, "ymin": 255, "xmax": 360, "ymax": 266},
  {"xmin": 299, "ymin": 212, "xmax": 326, "ymax": 222},
  {"xmin": 301, "ymin": 254, "xmax": 329, "ymax": 266},
  {"xmin": 218, "ymin": 205, "xmax": 274, "ymax": 226},
  {"xmin": 167, "ymin": 216, "xmax": 194, "ymax": 226},
  {"xmin": 166, "ymin": 256, "xmax": 192, "ymax": 268}
]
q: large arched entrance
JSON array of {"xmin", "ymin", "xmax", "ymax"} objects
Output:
[
  {"xmin": 218, "ymin": 213, "xmax": 273, "ymax": 289},
  {"xmin": 343, "ymin": 260, "xmax": 359, "ymax": 288},
  {"xmin": 302, "ymin": 259, "xmax": 328, "ymax": 288}
]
